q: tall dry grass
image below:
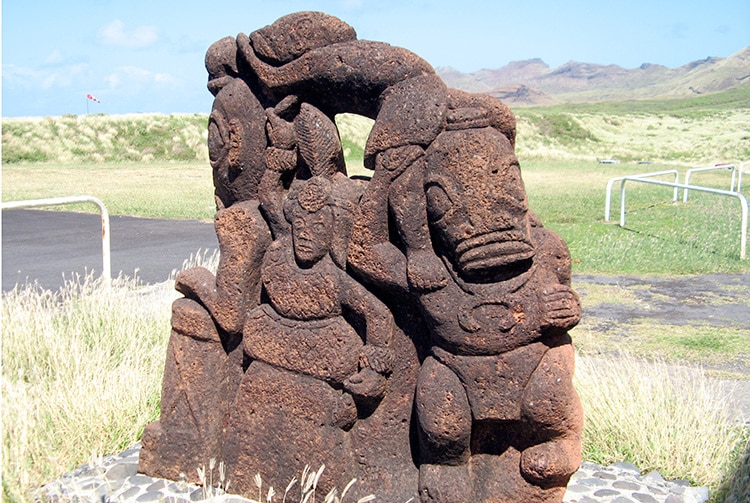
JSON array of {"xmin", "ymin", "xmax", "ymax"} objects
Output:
[
  {"xmin": 3, "ymin": 264, "xmax": 747, "ymax": 502},
  {"xmin": 575, "ymin": 354, "xmax": 750, "ymax": 501},
  {"xmin": 1, "ymin": 249, "xmax": 219, "ymax": 502},
  {"xmin": 5, "ymin": 106, "xmax": 748, "ymax": 168},
  {"xmin": 2, "ymin": 113, "xmax": 209, "ymax": 164},
  {"xmin": 1, "ymin": 273, "xmax": 176, "ymax": 501}
]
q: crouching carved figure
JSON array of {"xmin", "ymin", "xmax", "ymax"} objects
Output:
[
  {"xmin": 139, "ymin": 11, "xmax": 582, "ymax": 503},
  {"xmin": 349, "ymin": 91, "xmax": 584, "ymax": 502}
]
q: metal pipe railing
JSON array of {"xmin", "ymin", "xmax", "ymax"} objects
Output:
[
  {"xmin": 618, "ymin": 177, "xmax": 748, "ymax": 260},
  {"xmin": 737, "ymin": 161, "xmax": 750, "ymax": 193},
  {"xmin": 683, "ymin": 164, "xmax": 737, "ymax": 201},
  {"xmin": 605, "ymin": 170, "xmax": 679, "ymax": 221},
  {"xmin": 1, "ymin": 196, "xmax": 111, "ymax": 282}
]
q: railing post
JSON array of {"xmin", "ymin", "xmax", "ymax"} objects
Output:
[
  {"xmin": 738, "ymin": 161, "xmax": 749, "ymax": 193},
  {"xmin": 618, "ymin": 177, "xmax": 747, "ymax": 260},
  {"xmin": 1, "ymin": 196, "xmax": 112, "ymax": 283},
  {"xmin": 684, "ymin": 164, "xmax": 736, "ymax": 202},
  {"xmin": 605, "ymin": 170, "xmax": 679, "ymax": 221}
]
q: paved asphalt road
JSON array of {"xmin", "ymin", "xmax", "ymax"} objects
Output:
[{"xmin": 2, "ymin": 210, "xmax": 218, "ymax": 292}]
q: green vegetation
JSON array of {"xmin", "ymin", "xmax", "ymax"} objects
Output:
[
  {"xmin": 336, "ymin": 113, "xmax": 374, "ymax": 176},
  {"xmin": 523, "ymin": 160, "xmax": 750, "ymax": 274},
  {"xmin": 575, "ymin": 355, "xmax": 749, "ymax": 499},
  {"xmin": 514, "ymin": 84, "xmax": 750, "ymax": 163},
  {"xmin": 2, "ymin": 275, "xmax": 175, "ymax": 502},
  {"xmin": 521, "ymin": 112, "xmax": 599, "ymax": 145},
  {"xmin": 2, "ymin": 113, "xmax": 209, "ymax": 165},
  {"xmin": 2, "ymin": 161, "xmax": 215, "ymax": 221},
  {"xmin": 543, "ymin": 81, "xmax": 750, "ymax": 117}
]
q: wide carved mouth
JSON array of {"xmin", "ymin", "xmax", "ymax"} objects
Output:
[{"xmin": 455, "ymin": 231, "xmax": 535, "ymax": 272}]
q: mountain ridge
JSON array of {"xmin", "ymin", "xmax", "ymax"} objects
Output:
[{"xmin": 437, "ymin": 45, "xmax": 750, "ymax": 106}]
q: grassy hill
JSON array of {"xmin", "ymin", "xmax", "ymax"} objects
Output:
[
  {"xmin": 4, "ymin": 86, "xmax": 749, "ymax": 167},
  {"xmin": 1, "ymin": 113, "xmax": 210, "ymax": 165},
  {"xmin": 515, "ymin": 83, "xmax": 750, "ymax": 164}
]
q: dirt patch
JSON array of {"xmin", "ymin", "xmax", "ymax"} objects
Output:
[
  {"xmin": 572, "ymin": 274, "xmax": 750, "ymax": 423},
  {"xmin": 575, "ymin": 274, "xmax": 750, "ymax": 328}
]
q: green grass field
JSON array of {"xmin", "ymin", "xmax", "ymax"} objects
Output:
[{"xmin": 4, "ymin": 158, "xmax": 747, "ymax": 274}]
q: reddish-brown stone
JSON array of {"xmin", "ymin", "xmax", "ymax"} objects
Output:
[{"xmin": 139, "ymin": 11, "xmax": 582, "ymax": 503}]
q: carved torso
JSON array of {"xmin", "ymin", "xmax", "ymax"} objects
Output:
[
  {"xmin": 261, "ymin": 237, "xmax": 342, "ymax": 321},
  {"xmin": 417, "ymin": 256, "xmax": 544, "ymax": 356}
]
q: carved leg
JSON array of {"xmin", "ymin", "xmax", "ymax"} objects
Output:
[
  {"xmin": 222, "ymin": 361, "xmax": 357, "ymax": 499},
  {"xmin": 520, "ymin": 339, "xmax": 583, "ymax": 487},
  {"xmin": 415, "ymin": 357, "xmax": 472, "ymax": 503},
  {"xmin": 138, "ymin": 298, "xmax": 230, "ymax": 483},
  {"xmin": 175, "ymin": 200, "xmax": 271, "ymax": 336}
]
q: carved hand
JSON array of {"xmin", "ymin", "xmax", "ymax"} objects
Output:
[
  {"xmin": 360, "ymin": 345, "xmax": 394, "ymax": 375},
  {"xmin": 344, "ymin": 367, "xmax": 387, "ymax": 400},
  {"xmin": 407, "ymin": 247, "xmax": 448, "ymax": 292},
  {"xmin": 174, "ymin": 267, "xmax": 218, "ymax": 307},
  {"xmin": 541, "ymin": 283, "xmax": 581, "ymax": 331},
  {"xmin": 375, "ymin": 145, "xmax": 424, "ymax": 181}
]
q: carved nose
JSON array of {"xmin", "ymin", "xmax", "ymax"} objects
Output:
[{"xmin": 492, "ymin": 212, "xmax": 513, "ymax": 230}]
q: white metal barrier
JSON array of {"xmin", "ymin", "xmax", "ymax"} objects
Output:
[
  {"xmin": 604, "ymin": 170, "xmax": 679, "ymax": 221},
  {"xmin": 738, "ymin": 161, "xmax": 750, "ymax": 193},
  {"xmin": 616, "ymin": 177, "xmax": 748, "ymax": 260},
  {"xmin": 683, "ymin": 164, "xmax": 738, "ymax": 201},
  {"xmin": 1, "ymin": 196, "xmax": 112, "ymax": 282}
]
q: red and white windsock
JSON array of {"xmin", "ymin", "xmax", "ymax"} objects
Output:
[{"xmin": 86, "ymin": 93, "xmax": 101, "ymax": 103}]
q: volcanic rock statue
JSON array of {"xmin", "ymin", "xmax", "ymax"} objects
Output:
[{"xmin": 139, "ymin": 11, "xmax": 583, "ymax": 503}]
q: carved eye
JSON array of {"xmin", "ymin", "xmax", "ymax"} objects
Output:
[{"xmin": 426, "ymin": 183, "xmax": 452, "ymax": 222}]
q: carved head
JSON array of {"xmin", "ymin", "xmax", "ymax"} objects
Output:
[
  {"xmin": 424, "ymin": 127, "xmax": 534, "ymax": 280},
  {"xmin": 284, "ymin": 177, "xmax": 334, "ymax": 267},
  {"xmin": 250, "ymin": 12, "xmax": 357, "ymax": 65},
  {"xmin": 205, "ymin": 36, "xmax": 239, "ymax": 96}
]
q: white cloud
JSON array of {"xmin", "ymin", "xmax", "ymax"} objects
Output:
[
  {"xmin": 45, "ymin": 50, "xmax": 63, "ymax": 64},
  {"xmin": 2, "ymin": 64, "xmax": 39, "ymax": 89},
  {"xmin": 42, "ymin": 64, "xmax": 89, "ymax": 89},
  {"xmin": 98, "ymin": 19, "xmax": 158, "ymax": 49},
  {"xmin": 106, "ymin": 66, "xmax": 178, "ymax": 91},
  {"xmin": 2, "ymin": 63, "xmax": 88, "ymax": 90}
]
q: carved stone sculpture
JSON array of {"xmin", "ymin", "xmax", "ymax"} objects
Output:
[{"xmin": 139, "ymin": 11, "xmax": 582, "ymax": 503}]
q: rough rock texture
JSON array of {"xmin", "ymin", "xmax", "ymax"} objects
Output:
[{"xmin": 139, "ymin": 11, "xmax": 582, "ymax": 503}]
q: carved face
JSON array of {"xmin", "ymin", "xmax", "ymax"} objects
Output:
[
  {"xmin": 424, "ymin": 127, "xmax": 534, "ymax": 279},
  {"xmin": 291, "ymin": 207, "xmax": 333, "ymax": 267},
  {"xmin": 207, "ymin": 78, "xmax": 267, "ymax": 207}
]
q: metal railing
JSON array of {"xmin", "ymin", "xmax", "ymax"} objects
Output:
[
  {"xmin": 1, "ymin": 196, "xmax": 111, "ymax": 282},
  {"xmin": 604, "ymin": 169, "xmax": 680, "ymax": 221},
  {"xmin": 683, "ymin": 164, "xmax": 738, "ymax": 201},
  {"xmin": 738, "ymin": 161, "xmax": 750, "ymax": 193},
  {"xmin": 616, "ymin": 177, "xmax": 748, "ymax": 260}
]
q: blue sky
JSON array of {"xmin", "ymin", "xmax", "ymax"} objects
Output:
[{"xmin": 2, "ymin": 0, "xmax": 749, "ymax": 117}]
